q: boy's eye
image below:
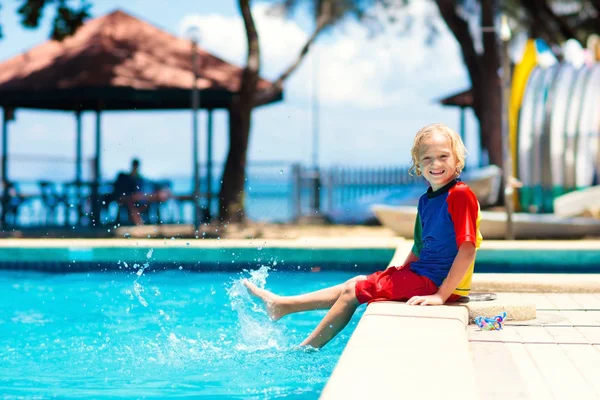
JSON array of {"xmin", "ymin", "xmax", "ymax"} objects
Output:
[{"xmin": 440, "ymin": 155, "xmax": 448, "ymax": 159}]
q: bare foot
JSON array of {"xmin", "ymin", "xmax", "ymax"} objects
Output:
[{"xmin": 242, "ymin": 279, "xmax": 287, "ymax": 321}]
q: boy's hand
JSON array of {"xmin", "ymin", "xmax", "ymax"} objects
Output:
[{"xmin": 406, "ymin": 293, "xmax": 445, "ymax": 306}]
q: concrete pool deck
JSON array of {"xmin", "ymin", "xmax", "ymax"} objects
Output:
[
  {"xmin": 319, "ymin": 241, "xmax": 600, "ymax": 400},
  {"xmin": 322, "ymin": 293, "xmax": 600, "ymax": 400}
]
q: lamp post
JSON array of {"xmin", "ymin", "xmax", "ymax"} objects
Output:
[
  {"xmin": 311, "ymin": 46, "xmax": 321, "ymax": 217},
  {"xmin": 186, "ymin": 26, "xmax": 202, "ymax": 229},
  {"xmin": 500, "ymin": 15, "xmax": 515, "ymax": 240}
]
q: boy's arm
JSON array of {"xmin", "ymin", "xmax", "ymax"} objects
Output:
[
  {"xmin": 436, "ymin": 242, "xmax": 476, "ymax": 300},
  {"xmin": 406, "ymin": 242, "xmax": 475, "ymax": 305}
]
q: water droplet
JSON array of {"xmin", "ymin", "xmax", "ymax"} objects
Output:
[
  {"xmin": 178, "ymin": 266, "xmax": 183, "ymax": 270},
  {"xmin": 279, "ymin": 169, "xmax": 283, "ymax": 174},
  {"xmin": 102, "ymin": 201, "xmax": 106, "ymax": 205},
  {"xmin": 257, "ymin": 246, "xmax": 262, "ymax": 251},
  {"xmin": 146, "ymin": 249, "xmax": 153, "ymax": 259},
  {"xmin": 186, "ymin": 242, "xmax": 190, "ymax": 246}
]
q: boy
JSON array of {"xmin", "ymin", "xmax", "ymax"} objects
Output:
[{"xmin": 244, "ymin": 123, "xmax": 482, "ymax": 348}]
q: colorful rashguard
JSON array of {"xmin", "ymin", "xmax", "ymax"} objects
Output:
[
  {"xmin": 354, "ymin": 178, "xmax": 482, "ymax": 304},
  {"xmin": 410, "ymin": 179, "xmax": 482, "ymax": 297}
]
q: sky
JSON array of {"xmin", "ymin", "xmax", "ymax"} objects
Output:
[{"xmin": 0, "ymin": 0, "xmax": 480, "ymax": 182}]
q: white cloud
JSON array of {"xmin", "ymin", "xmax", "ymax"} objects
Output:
[{"xmin": 179, "ymin": 2, "xmax": 468, "ymax": 109}]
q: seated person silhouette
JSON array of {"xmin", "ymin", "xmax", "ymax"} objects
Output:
[{"xmin": 112, "ymin": 159, "xmax": 171, "ymax": 225}]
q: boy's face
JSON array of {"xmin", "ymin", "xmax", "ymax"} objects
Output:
[{"xmin": 417, "ymin": 132, "xmax": 458, "ymax": 191}]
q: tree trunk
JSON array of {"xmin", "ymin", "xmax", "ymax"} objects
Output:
[
  {"xmin": 474, "ymin": 0, "xmax": 503, "ymax": 168},
  {"xmin": 218, "ymin": 1, "xmax": 333, "ymax": 223},
  {"xmin": 436, "ymin": 0, "xmax": 503, "ymax": 168},
  {"xmin": 219, "ymin": 0, "xmax": 260, "ymax": 223}
]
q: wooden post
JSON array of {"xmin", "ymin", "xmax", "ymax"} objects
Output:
[
  {"xmin": 1, "ymin": 108, "xmax": 10, "ymax": 226},
  {"xmin": 91, "ymin": 109, "xmax": 102, "ymax": 226},
  {"xmin": 75, "ymin": 111, "xmax": 83, "ymax": 224},
  {"xmin": 204, "ymin": 109, "xmax": 213, "ymax": 222},
  {"xmin": 291, "ymin": 163, "xmax": 302, "ymax": 222}
]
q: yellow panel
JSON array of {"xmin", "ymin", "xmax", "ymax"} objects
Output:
[{"xmin": 509, "ymin": 39, "xmax": 538, "ymax": 210}]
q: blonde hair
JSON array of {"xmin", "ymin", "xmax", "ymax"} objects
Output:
[{"xmin": 408, "ymin": 123, "xmax": 467, "ymax": 177}]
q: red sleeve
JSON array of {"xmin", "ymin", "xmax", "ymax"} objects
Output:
[{"xmin": 447, "ymin": 185, "xmax": 479, "ymax": 247}]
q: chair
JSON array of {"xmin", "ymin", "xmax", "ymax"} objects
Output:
[
  {"xmin": 38, "ymin": 181, "xmax": 66, "ymax": 225},
  {"xmin": 149, "ymin": 180, "xmax": 173, "ymax": 224},
  {"xmin": 63, "ymin": 181, "xmax": 88, "ymax": 226},
  {"xmin": 1, "ymin": 181, "xmax": 28, "ymax": 227}
]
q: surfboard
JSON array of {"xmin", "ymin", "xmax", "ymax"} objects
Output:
[
  {"xmin": 530, "ymin": 66, "xmax": 558, "ymax": 213},
  {"xmin": 535, "ymin": 39, "xmax": 558, "ymax": 68},
  {"xmin": 563, "ymin": 38, "xmax": 586, "ymax": 69},
  {"xmin": 517, "ymin": 67, "xmax": 543, "ymax": 212},
  {"xmin": 575, "ymin": 65, "xmax": 599, "ymax": 189},
  {"xmin": 509, "ymin": 39, "xmax": 537, "ymax": 211},
  {"xmin": 563, "ymin": 67, "xmax": 591, "ymax": 191},
  {"xmin": 547, "ymin": 65, "xmax": 577, "ymax": 209},
  {"xmin": 592, "ymin": 65, "xmax": 600, "ymax": 178},
  {"xmin": 587, "ymin": 34, "xmax": 600, "ymax": 62}
]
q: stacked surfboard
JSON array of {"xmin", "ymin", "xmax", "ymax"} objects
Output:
[{"xmin": 517, "ymin": 37, "xmax": 600, "ymax": 214}]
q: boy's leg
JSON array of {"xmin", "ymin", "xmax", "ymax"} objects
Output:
[
  {"xmin": 299, "ymin": 279, "xmax": 360, "ymax": 349},
  {"xmin": 243, "ymin": 275, "xmax": 366, "ymax": 321}
]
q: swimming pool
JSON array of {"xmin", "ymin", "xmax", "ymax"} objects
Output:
[
  {"xmin": 0, "ymin": 266, "xmax": 364, "ymax": 399},
  {"xmin": 2, "ymin": 240, "xmax": 599, "ymax": 399}
]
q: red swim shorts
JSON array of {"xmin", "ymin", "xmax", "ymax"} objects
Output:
[{"xmin": 355, "ymin": 266, "xmax": 459, "ymax": 304}]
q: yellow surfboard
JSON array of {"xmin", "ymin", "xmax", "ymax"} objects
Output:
[{"xmin": 509, "ymin": 39, "xmax": 537, "ymax": 210}]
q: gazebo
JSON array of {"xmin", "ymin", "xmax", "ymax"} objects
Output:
[
  {"xmin": 0, "ymin": 9, "xmax": 282, "ymax": 227},
  {"xmin": 437, "ymin": 88, "xmax": 473, "ymax": 141}
]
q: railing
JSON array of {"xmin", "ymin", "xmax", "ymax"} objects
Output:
[
  {"xmin": 291, "ymin": 164, "xmax": 418, "ymax": 222},
  {"xmin": 0, "ymin": 160, "xmax": 417, "ymax": 228}
]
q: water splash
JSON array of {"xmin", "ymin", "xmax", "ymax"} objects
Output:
[
  {"xmin": 227, "ymin": 266, "xmax": 288, "ymax": 351},
  {"xmin": 133, "ymin": 281, "xmax": 147, "ymax": 307},
  {"xmin": 130, "ymin": 265, "xmax": 147, "ymax": 307}
]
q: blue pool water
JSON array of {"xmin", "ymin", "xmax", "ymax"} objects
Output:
[{"xmin": 0, "ymin": 266, "xmax": 364, "ymax": 399}]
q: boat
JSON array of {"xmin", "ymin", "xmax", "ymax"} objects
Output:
[
  {"xmin": 553, "ymin": 186, "xmax": 600, "ymax": 217},
  {"xmin": 372, "ymin": 204, "xmax": 600, "ymax": 239}
]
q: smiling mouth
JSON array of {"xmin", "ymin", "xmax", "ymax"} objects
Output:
[{"xmin": 429, "ymin": 170, "xmax": 446, "ymax": 176}]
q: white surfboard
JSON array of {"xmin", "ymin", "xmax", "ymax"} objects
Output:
[
  {"xmin": 575, "ymin": 65, "xmax": 599, "ymax": 189},
  {"xmin": 586, "ymin": 64, "xmax": 600, "ymax": 182},
  {"xmin": 563, "ymin": 39, "xmax": 586, "ymax": 69},
  {"xmin": 517, "ymin": 67, "xmax": 543, "ymax": 211},
  {"xmin": 530, "ymin": 66, "xmax": 558, "ymax": 212},
  {"xmin": 563, "ymin": 68, "xmax": 591, "ymax": 191},
  {"xmin": 548, "ymin": 65, "xmax": 577, "ymax": 206}
]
